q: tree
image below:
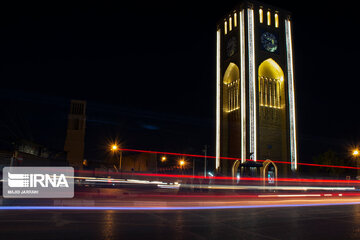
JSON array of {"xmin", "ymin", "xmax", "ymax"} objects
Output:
[{"xmin": 312, "ymin": 149, "xmax": 347, "ymax": 178}]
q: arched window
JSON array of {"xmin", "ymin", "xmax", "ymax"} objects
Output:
[
  {"xmin": 223, "ymin": 63, "xmax": 240, "ymax": 113},
  {"xmin": 258, "ymin": 58, "xmax": 284, "ymax": 109}
]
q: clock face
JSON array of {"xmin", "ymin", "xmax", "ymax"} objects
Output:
[
  {"xmin": 226, "ymin": 36, "xmax": 237, "ymax": 57},
  {"xmin": 261, "ymin": 32, "xmax": 278, "ymax": 53}
]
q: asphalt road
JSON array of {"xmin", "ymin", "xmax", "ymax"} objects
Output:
[{"xmin": 1, "ymin": 204, "xmax": 360, "ymax": 240}]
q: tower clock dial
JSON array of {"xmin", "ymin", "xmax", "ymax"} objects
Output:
[
  {"xmin": 261, "ymin": 32, "xmax": 278, "ymax": 53},
  {"xmin": 226, "ymin": 36, "xmax": 237, "ymax": 57}
]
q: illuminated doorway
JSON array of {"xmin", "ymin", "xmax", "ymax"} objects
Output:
[{"xmin": 261, "ymin": 159, "xmax": 278, "ymax": 185}]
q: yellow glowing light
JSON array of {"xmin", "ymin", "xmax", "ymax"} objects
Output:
[
  {"xmin": 161, "ymin": 156, "xmax": 167, "ymax": 162},
  {"xmin": 224, "ymin": 20, "xmax": 228, "ymax": 35},
  {"xmin": 353, "ymin": 150, "xmax": 359, "ymax": 156},
  {"xmin": 229, "ymin": 16, "xmax": 232, "ymax": 31},
  {"xmin": 234, "ymin": 12, "xmax": 237, "ymax": 27},
  {"xmin": 224, "ymin": 63, "xmax": 240, "ymax": 112},
  {"xmin": 259, "ymin": 8, "xmax": 263, "ymax": 23},
  {"xmin": 111, "ymin": 144, "xmax": 118, "ymax": 151},
  {"xmin": 267, "ymin": 11, "xmax": 271, "ymax": 26},
  {"xmin": 179, "ymin": 160, "xmax": 185, "ymax": 166},
  {"xmin": 274, "ymin": 13, "xmax": 279, "ymax": 28},
  {"xmin": 258, "ymin": 58, "xmax": 284, "ymax": 81},
  {"xmin": 223, "ymin": 63, "xmax": 240, "ymax": 84}
]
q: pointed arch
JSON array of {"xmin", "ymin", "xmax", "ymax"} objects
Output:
[
  {"xmin": 223, "ymin": 63, "xmax": 239, "ymax": 84},
  {"xmin": 258, "ymin": 58, "xmax": 284, "ymax": 109},
  {"xmin": 258, "ymin": 58, "xmax": 284, "ymax": 81},
  {"xmin": 232, "ymin": 160, "xmax": 241, "ymax": 178},
  {"xmin": 223, "ymin": 63, "xmax": 240, "ymax": 112},
  {"xmin": 261, "ymin": 159, "xmax": 278, "ymax": 185}
]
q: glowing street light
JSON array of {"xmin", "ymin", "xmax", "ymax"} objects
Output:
[
  {"xmin": 110, "ymin": 143, "xmax": 122, "ymax": 172},
  {"xmin": 353, "ymin": 149, "xmax": 359, "ymax": 157},
  {"xmin": 179, "ymin": 159, "xmax": 185, "ymax": 167},
  {"xmin": 111, "ymin": 144, "xmax": 118, "ymax": 151},
  {"xmin": 161, "ymin": 156, "xmax": 167, "ymax": 162},
  {"xmin": 353, "ymin": 148, "xmax": 360, "ymax": 179}
]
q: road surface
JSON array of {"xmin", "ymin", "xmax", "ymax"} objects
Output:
[{"xmin": 1, "ymin": 203, "xmax": 360, "ymax": 239}]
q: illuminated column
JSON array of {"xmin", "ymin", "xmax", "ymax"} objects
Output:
[
  {"xmin": 233, "ymin": 85, "xmax": 236, "ymax": 110},
  {"xmin": 264, "ymin": 78, "xmax": 268, "ymax": 106},
  {"xmin": 259, "ymin": 77, "xmax": 263, "ymax": 106},
  {"xmin": 269, "ymin": 79, "xmax": 272, "ymax": 107},
  {"xmin": 235, "ymin": 81, "xmax": 238, "ymax": 110},
  {"xmin": 276, "ymin": 81, "xmax": 280, "ymax": 108},
  {"xmin": 271, "ymin": 80, "xmax": 275, "ymax": 108},
  {"xmin": 216, "ymin": 29, "xmax": 221, "ymax": 171},
  {"xmin": 247, "ymin": 8, "xmax": 257, "ymax": 161},
  {"xmin": 272, "ymin": 80, "xmax": 276, "ymax": 108},
  {"xmin": 285, "ymin": 19, "xmax": 297, "ymax": 171},
  {"xmin": 236, "ymin": 81, "xmax": 239, "ymax": 110},
  {"xmin": 239, "ymin": 9, "xmax": 246, "ymax": 163},
  {"xmin": 229, "ymin": 86, "xmax": 232, "ymax": 111}
]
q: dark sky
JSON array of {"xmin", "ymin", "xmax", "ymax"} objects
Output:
[{"xmin": 1, "ymin": 1, "xmax": 359, "ymax": 160}]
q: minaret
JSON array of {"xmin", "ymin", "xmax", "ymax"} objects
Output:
[{"xmin": 64, "ymin": 100, "xmax": 86, "ymax": 169}]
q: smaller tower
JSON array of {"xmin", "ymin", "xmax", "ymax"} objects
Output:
[{"xmin": 64, "ymin": 100, "xmax": 86, "ymax": 169}]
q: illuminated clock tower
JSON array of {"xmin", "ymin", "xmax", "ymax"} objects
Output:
[{"xmin": 215, "ymin": 1, "xmax": 297, "ymax": 177}]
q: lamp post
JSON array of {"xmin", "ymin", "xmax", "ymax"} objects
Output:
[
  {"xmin": 203, "ymin": 145, "xmax": 207, "ymax": 177},
  {"xmin": 353, "ymin": 149, "xmax": 360, "ymax": 178},
  {"xmin": 179, "ymin": 159, "xmax": 185, "ymax": 175},
  {"xmin": 111, "ymin": 144, "xmax": 122, "ymax": 174}
]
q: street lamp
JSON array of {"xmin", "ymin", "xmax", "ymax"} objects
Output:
[
  {"xmin": 179, "ymin": 159, "xmax": 185, "ymax": 167},
  {"xmin": 110, "ymin": 143, "xmax": 122, "ymax": 172},
  {"xmin": 161, "ymin": 156, "xmax": 167, "ymax": 162},
  {"xmin": 353, "ymin": 149, "xmax": 360, "ymax": 179},
  {"xmin": 353, "ymin": 149, "xmax": 359, "ymax": 157}
]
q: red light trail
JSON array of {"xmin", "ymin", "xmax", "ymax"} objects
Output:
[
  {"xmin": 118, "ymin": 148, "xmax": 360, "ymax": 170},
  {"xmin": 120, "ymin": 172, "xmax": 360, "ymax": 184},
  {"xmin": 74, "ymin": 170, "xmax": 360, "ymax": 184}
]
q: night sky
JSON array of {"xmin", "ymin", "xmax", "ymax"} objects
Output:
[{"xmin": 1, "ymin": 1, "xmax": 359, "ymax": 162}]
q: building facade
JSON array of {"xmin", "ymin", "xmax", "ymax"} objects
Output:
[{"xmin": 216, "ymin": 1, "xmax": 297, "ymax": 177}]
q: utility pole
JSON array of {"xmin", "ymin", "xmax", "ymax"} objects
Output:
[{"xmin": 203, "ymin": 145, "xmax": 207, "ymax": 177}]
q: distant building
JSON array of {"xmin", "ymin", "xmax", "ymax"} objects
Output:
[
  {"xmin": 121, "ymin": 152, "xmax": 156, "ymax": 172},
  {"xmin": 216, "ymin": 1, "xmax": 298, "ymax": 178},
  {"xmin": 0, "ymin": 139, "xmax": 66, "ymax": 169},
  {"xmin": 64, "ymin": 100, "xmax": 86, "ymax": 169}
]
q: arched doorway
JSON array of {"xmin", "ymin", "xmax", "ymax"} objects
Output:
[
  {"xmin": 261, "ymin": 159, "xmax": 278, "ymax": 185},
  {"xmin": 232, "ymin": 160, "xmax": 241, "ymax": 178}
]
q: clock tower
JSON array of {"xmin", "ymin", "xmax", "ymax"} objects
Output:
[{"xmin": 215, "ymin": 1, "xmax": 297, "ymax": 177}]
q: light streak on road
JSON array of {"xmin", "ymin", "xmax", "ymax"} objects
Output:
[
  {"xmin": 117, "ymin": 148, "xmax": 360, "ymax": 170},
  {"xmin": 180, "ymin": 184, "xmax": 355, "ymax": 191},
  {"xmin": 2, "ymin": 201, "xmax": 360, "ymax": 211},
  {"xmin": 76, "ymin": 172, "xmax": 360, "ymax": 184}
]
